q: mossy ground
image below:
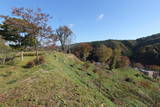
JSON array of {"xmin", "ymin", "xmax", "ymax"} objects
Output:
[{"xmin": 0, "ymin": 51, "xmax": 159, "ymax": 107}]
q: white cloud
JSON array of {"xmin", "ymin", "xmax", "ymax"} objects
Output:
[
  {"xmin": 97, "ymin": 14, "xmax": 104, "ymax": 21},
  {"xmin": 68, "ymin": 24, "xmax": 75, "ymax": 28}
]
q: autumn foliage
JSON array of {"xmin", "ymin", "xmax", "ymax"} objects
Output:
[
  {"xmin": 118, "ymin": 56, "xmax": 130, "ymax": 68},
  {"xmin": 73, "ymin": 43, "xmax": 92, "ymax": 61},
  {"xmin": 96, "ymin": 45, "xmax": 112, "ymax": 64}
]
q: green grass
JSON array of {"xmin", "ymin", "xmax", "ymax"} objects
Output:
[{"xmin": 0, "ymin": 51, "xmax": 159, "ymax": 107}]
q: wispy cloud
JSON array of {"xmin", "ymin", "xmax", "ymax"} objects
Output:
[
  {"xmin": 97, "ymin": 14, "xmax": 104, "ymax": 21},
  {"xmin": 68, "ymin": 24, "xmax": 75, "ymax": 28}
]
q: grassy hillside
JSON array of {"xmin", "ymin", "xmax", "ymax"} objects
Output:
[{"xmin": 0, "ymin": 52, "xmax": 160, "ymax": 107}]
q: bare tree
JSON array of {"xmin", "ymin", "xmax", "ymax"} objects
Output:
[{"xmin": 56, "ymin": 26, "xmax": 73, "ymax": 52}]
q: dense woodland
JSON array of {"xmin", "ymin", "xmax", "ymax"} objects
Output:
[{"xmin": 71, "ymin": 33, "xmax": 160, "ymax": 71}]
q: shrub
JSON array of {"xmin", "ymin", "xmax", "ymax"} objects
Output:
[
  {"xmin": 38, "ymin": 56, "xmax": 45, "ymax": 64},
  {"xmin": 6, "ymin": 58, "xmax": 16, "ymax": 65},
  {"xmin": 0, "ymin": 43, "xmax": 16, "ymax": 65},
  {"xmin": 0, "ymin": 56, "xmax": 16, "ymax": 65},
  {"xmin": 33, "ymin": 56, "xmax": 45, "ymax": 65},
  {"xmin": 25, "ymin": 61, "xmax": 35, "ymax": 68},
  {"xmin": 25, "ymin": 56, "xmax": 45, "ymax": 68},
  {"xmin": 93, "ymin": 69, "xmax": 98, "ymax": 73}
]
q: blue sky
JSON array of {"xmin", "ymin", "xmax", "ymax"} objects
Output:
[{"xmin": 1, "ymin": 0, "xmax": 160, "ymax": 43}]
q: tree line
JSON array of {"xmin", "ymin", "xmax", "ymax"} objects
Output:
[
  {"xmin": 72, "ymin": 43, "xmax": 130, "ymax": 69},
  {"xmin": 71, "ymin": 33, "xmax": 160, "ymax": 71}
]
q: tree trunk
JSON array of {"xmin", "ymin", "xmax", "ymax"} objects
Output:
[
  {"xmin": 34, "ymin": 38, "xmax": 39, "ymax": 64},
  {"xmin": 61, "ymin": 45, "xmax": 65, "ymax": 52},
  {"xmin": 67, "ymin": 45, "xmax": 71, "ymax": 53},
  {"xmin": 111, "ymin": 56, "xmax": 117, "ymax": 69},
  {"xmin": 35, "ymin": 44, "xmax": 39, "ymax": 64},
  {"xmin": 83, "ymin": 56, "xmax": 86, "ymax": 61},
  {"xmin": 20, "ymin": 51, "xmax": 24, "ymax": 61},
  {"xmin": 3, "ymin": 57, "xmax": 5, "ymax": 65}
]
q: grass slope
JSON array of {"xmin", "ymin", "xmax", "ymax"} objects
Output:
[{"xmin": 0, "ymin": 52, "xmax": 159, "ymax": 107}]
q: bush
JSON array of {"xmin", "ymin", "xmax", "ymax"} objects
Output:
[
  {"xmin": 0, "ymin": 56, "xmax": 16, "ymax": 65},
  {"xmin": 33, "ymin": 56, "xmax": 45, "ymax": 65},
  {"xmin": 25, "ymin": 61, "xmax": 35, "ymax": 68},
  {"xmin": 25, "ymin": 56, "xmax": 45, "ymax": 68},
  {"xmin": 0, "ymin": 45, "xmax": 16, "ymax": 65},
  {"xmin": 6, "ymin": 58, "xmax": 16, "ymax": 65},
  {"xmin": 39, "ymin": 56, "xmax": 45, "ymax": 64},
  {"xmin": 93, "ymin": 69, "xmax": 98, "ymax": 73}
]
